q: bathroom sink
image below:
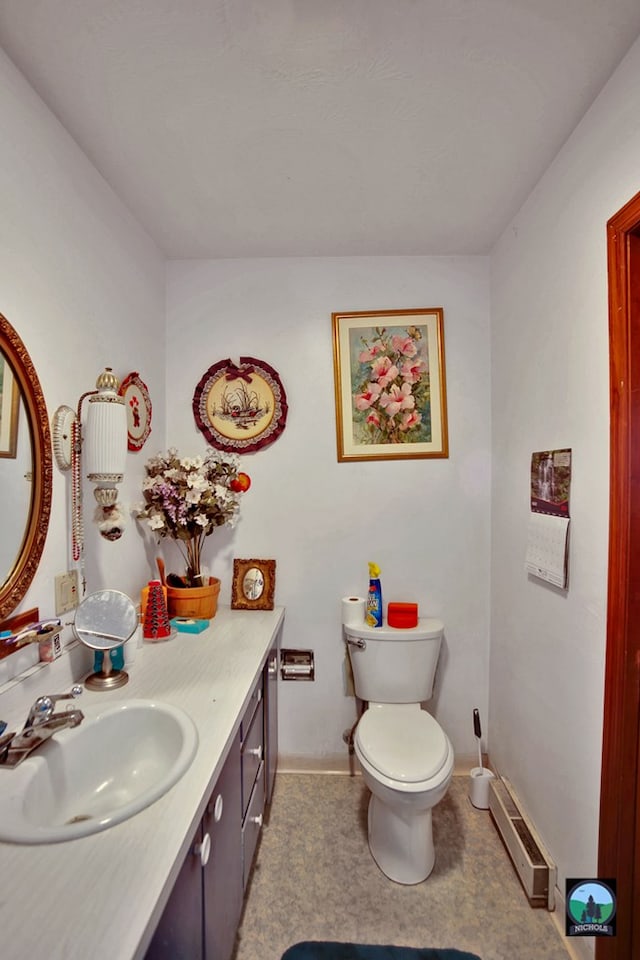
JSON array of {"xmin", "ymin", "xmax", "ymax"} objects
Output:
[{"xmin": 0, "ymin": 699, "xmax": 198, "ymax": 844}]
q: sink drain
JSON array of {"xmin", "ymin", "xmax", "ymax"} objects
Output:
[{"xmin": 66, "ymin": 814, "xmax": 93, "ymax": 824}]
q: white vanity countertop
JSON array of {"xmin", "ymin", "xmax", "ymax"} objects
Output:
[{"xmin": 0, "ymin": 604, "xmax": 285, "ymax": 960}]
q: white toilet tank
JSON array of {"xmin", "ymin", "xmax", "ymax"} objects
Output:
[{"xmin": 344, "ymin": 618, "xmax": 444, "ymax": 704}]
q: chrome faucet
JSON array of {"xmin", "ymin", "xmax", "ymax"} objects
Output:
[{"xmin": 0, "ymin": 685, "xmax": 84, "ymax": 768}]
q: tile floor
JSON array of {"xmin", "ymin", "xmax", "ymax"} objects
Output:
[{"xmin": 235, "ymin": 774, "xmax": 575, "ymax": 960}]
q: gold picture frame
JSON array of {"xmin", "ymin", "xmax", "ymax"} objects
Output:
[
  {"xmin": 332, "ymin": 308, "xmax": 449, "ymax": 462},
  {"xmin": 0, "ymin": 353, "xmax": 20, "ymax": 458},
  {"xmin": 231, "ymin": 558, "xmax": 276, "ymax": 610}
]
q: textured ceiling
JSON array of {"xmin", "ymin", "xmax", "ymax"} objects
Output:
[{"xmin": 1, "ymin": 1, "xmax": 639, "ymax": 258}]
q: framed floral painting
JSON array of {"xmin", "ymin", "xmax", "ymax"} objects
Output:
[{"xmin": 332, "ymin": 308, "xmax": 449, "ymax": 462}]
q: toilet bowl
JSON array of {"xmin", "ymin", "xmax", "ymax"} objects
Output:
[
  {"xmin": 343, "ymin": 617, "xmax": 454, "ymax": 884},
  {"xmin": 354, "ymin": 702, "xmax": 454, "ymax": 884}
]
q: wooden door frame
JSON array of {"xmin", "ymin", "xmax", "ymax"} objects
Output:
[{"xmin": 598, "ymin": 189, "xmax": 640, "ymax": 958}]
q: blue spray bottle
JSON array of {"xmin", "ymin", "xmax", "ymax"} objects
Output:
[{"xmin": 366, "ymin": 562, "xmax": 383, "ymax": 627}]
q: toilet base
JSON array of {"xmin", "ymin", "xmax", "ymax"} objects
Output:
[{"xmin": 367, "ymin": 793, "xmax": 435, "ymax": 885}]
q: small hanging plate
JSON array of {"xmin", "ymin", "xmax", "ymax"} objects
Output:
[{"xmin": 118, "ymin": 371, "xmax": 152, "ymax": 451}]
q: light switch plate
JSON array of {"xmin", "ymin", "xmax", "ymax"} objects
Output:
[{"xmin": 55, "ymin": 570, "xmax": 79, "ymax": 615}]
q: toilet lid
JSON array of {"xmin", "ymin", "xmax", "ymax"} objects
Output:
[{"xmin": 355, "ymin": 709, "xmax": 448, "ymax": 783}]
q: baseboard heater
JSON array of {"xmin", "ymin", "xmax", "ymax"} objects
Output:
[{"xmin": 488, "ymin": 775, "xmax": 556, "ymax": 910}]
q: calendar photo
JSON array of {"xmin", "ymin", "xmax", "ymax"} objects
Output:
[{"xmin": 530, "ymin": 448, "xmax": 571, "ymax": 517}]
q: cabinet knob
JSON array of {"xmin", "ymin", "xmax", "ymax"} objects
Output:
[
  {"xmin": 207, "ymin": 793, "xmax": 224, "ymax": 821},
  {"xmin": 247, "ymin": 745, "xmax": 263, "ymax": 761},
  {"xmin": 249, "ymin": 813, "xmax": 263, "ymax": 828},
  {"xmin": 194, "ymin": 832, "xmax": 211, "ymax": 867}
]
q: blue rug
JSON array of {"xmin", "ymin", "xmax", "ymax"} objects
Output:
[{"xmin": 281, "ymin": 944, "xmax": 481, "ymax": 960}]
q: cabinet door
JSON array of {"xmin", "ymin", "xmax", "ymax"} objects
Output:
[
  {"xmin": 145, "ymin": 825, "xmax": 204, "ymax": 960},
  {"xmin": 203, "ymin": 729, "xmax": 243, "ymax": 960},
  {"xmin": 264, "ymin": 636, "xmax": 279, "ymax": 806}
]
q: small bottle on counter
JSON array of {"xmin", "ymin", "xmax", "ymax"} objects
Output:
[{"xmin": 39, "ymin": 627, "xmax": 63, "ymax": 662}]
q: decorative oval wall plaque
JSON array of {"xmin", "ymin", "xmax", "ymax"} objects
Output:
[
  {"xmin": 119, "ymin": 371, "xmax": 152, "ymax": 451},
  {"xmin": 192, "ymin": 357, "xmax": 288, "ymax": 453}
]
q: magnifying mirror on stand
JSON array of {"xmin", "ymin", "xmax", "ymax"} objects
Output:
[{"xmin": 73, "ymin": 589, "xmax": 138, "ymax": 690}]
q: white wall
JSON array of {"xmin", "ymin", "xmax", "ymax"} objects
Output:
[
  {"xmin": 490, "ymin": 34, "xmax": 640, "ymax": 896},
  {"xmin": 0, "ymin": 48, "xmax": 166, "ymax": 623},
  {"xmin": 166, "ymin": 256, "xmax": 491, "ymax": 764}
]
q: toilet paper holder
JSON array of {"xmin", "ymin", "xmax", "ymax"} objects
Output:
[{"xmin": 280, "ymin": 648, "xmax": 315, "ymax": 681}]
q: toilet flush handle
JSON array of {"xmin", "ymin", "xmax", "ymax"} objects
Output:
[{"xmin": 346, "ymin": 637, "xmax": 366, "ymax": 650}]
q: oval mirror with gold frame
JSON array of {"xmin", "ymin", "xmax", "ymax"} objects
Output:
[{"xmin": 0, "ymin": 313, "xmax": 52, "ymax": 619}]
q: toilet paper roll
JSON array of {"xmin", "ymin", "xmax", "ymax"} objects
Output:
[{"xmin": 342, "ymin": 596, "xmax": 366, "ymax": 627}]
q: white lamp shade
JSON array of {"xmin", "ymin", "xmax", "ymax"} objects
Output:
[{"xmin": 85, "ymin": 394, "xmax": 127, "ymax": 481}]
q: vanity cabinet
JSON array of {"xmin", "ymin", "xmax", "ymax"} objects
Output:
[
  {"xmin": 0, "ymin": 606, "xmax": 286, "ymax": 960},
  {"xmin": 146, "ymin": 649, "xmax": 277, "ymax": 960}
]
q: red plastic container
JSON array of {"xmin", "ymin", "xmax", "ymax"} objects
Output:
[{"xmin": 387, "ymin": 602, "xmax": 418, "ymax": 629}]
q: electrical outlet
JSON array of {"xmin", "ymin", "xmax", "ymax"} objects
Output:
[{"xmin": 55, "ymin": 570, "xmax": 79, "ymax": 615}]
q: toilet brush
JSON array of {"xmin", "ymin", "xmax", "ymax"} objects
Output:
[{"xmin": 473, "ymin": 708, "xmax": 483, "ymax": 773}]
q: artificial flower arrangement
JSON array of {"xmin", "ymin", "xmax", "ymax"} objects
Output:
[
  {"xmin": 137, "ymin": 448, "xmax": 250, "ymax": 587},
  {"xmin": 352, "ymin": 325, "xmax": 430, "ymax": 444}
]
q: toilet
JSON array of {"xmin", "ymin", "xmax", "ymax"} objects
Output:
[{"xmin": 344, "ymin": 618, "xmax": 454, "ymax": 885}]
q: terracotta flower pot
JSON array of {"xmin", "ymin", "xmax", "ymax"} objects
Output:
[{"xmin": 166, "ymin": 577, "xmax": 221, "ymax": 620}]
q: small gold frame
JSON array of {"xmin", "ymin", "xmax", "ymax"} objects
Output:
[{"xmin": 231, "ymin": 558, "xmax": 276, "ymax": 610}]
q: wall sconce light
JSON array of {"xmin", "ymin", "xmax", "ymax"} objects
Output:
[
  {"xmin": 52, "ymin": 368, "xmax": 128, "ymax": 575},
  {"xmin": 84, "ymin": 368, "xmax": 127, "ymax": 521}
]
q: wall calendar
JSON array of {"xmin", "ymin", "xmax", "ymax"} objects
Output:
[{"xmin": 525, "ymin": 448, "xmax": 571, "ymax": 589}]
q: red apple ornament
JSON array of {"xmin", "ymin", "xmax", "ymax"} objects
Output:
[{"xmin": 231, "ymin": 472, "xmax": 251, "ymax": 493}]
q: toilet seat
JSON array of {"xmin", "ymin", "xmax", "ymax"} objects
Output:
[{"xmin": 355, "ymin": 707, "xmax": 449, "ymax": 784}]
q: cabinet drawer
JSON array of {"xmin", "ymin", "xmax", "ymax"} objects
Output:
[
  {"xmin": 240, "ymin": 678, "xmax": 263, "ymax": 741},
  {"xmin": 241, "ymin": 698, "xmax": 264, "ymax": 818},
  {"xmin": 241, "ymin": 760, "xmax": 265, "ymax": 890}
]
